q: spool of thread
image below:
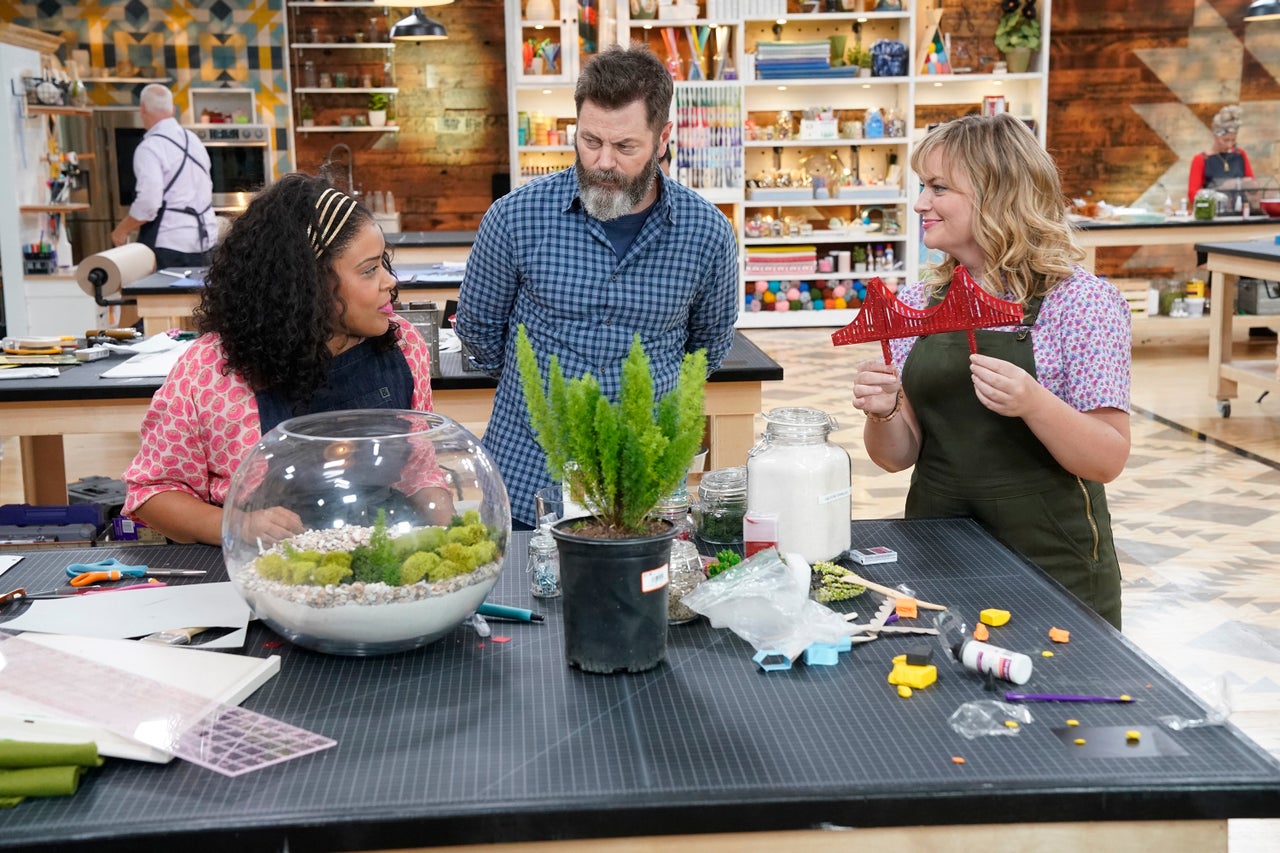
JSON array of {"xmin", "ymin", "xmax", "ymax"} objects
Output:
[
  {"xmin": 957, "ymin": 640, "xmax": 1033, "ymax": 685},
  {"xmin": 835, "ymin": 250, "xmax": 851, "ymax": 273}
]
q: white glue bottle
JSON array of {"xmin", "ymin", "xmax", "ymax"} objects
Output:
[{"xmin": 956, "ymin": 640, "xmax": 1033, "ymax": 685}]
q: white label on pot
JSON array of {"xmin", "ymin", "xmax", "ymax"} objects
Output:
[
  {"xmin": 641, "ymin": 564, "xmax": 669, "ymax": 593},
  {"xmin": 818, "ymin": 486, "xmax": 852, "ymax": 505}
]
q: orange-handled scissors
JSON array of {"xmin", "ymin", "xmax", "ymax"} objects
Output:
[{"xmin": 65, "ymin": 557, "xmax": 205, "ymax": 587}]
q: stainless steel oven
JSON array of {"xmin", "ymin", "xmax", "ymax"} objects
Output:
[{"xmin": 186, "ymin": 124, "xmax": 273, "ymax": 212}]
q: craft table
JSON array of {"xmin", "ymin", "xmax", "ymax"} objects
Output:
[
  {"xmin": 0, "ymin": 332, "xmax": 782, "ymax": 504},
  {"xmin": 1074, "ymin": 216, "xmax": 1279, "ymax": 272},
  {"xmin": 1193, "ymin": 240, "xmax": 1280, "ymax": 416},
  {"xmin": 122, "ymin": 262, "xmax": 468, "ymax": 336},
  {"xmin": 0, "ymin": 518, "xmax": 1277, "ymax": 852}
]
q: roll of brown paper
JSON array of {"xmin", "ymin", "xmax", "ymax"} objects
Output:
[{"xmin": 75, "ymin": 243, "xmax": 155, "ymax": 299}]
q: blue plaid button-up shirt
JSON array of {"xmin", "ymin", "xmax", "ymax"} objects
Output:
[{"xmin": 455, "ymin": 168, "xmax": 739, "ymax": 526}]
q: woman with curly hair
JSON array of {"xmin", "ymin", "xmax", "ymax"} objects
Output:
[
  {"xmin": 850, "ymin": 113, "xmax": 1131, "ymax": 628},
  {"xmin": 122, "ymin": 172, "xmax": 446, "ymax": 545}
]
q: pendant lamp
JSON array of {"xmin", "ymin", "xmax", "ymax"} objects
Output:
[
  {"xmin": 372, "ymin": 0, "xmax": 452, "ymax": 42},
  {"xmin": 1245, "ymin": 0, "xmax": 1280, "ymax": 21},
  {"xmin": 390, "ymin": 8, "xmax": 449, "ymax": 41}
]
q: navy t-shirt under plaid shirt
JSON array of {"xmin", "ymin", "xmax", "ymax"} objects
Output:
[{"xmin": 455, "ymin": 167, "xmax": 740, "ymax": 527}]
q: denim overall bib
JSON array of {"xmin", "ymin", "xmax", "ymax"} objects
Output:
[
  {"xmin": 900, "ymin": 293, "xmax": 1123, "ymax": 628},
  {"xmin": 255, "ymin": 340, "xmax": 415, "ymax": 528}
]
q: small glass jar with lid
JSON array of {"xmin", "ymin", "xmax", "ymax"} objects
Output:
[
  {"xmin": 692, "ymin": 466, "xmax": 747, "ymax": 546},
  {"xmin": 527, "ymin": 527, "xmax": 560, "ymax": 598},
  {"xmin": 653, "ymin": 484, "xmax": 704, "ymax": 623},
  {"xmin": 302, "ymin": 61, "xmax": 318, "ymax": 89}
]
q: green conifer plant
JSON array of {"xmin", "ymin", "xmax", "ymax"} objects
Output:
[{"xmin": 516, "ymin": 324, "xmax": 707, "ymax": 538}]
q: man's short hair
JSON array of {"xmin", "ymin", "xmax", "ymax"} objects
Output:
[
  {"xmin": 139, "ymin": 83, "xmax": 174, "ymax": 117},
  {"xmin": 574, "ymin": 45, "xmax": 672, "ymax": 133}
]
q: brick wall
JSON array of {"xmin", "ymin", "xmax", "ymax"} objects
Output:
[{"xmin": 292, "ymin": 1, "xmax": 510, "ymax": 232}]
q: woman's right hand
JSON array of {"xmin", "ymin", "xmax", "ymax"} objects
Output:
[
  {"xmin": 241, "ymin": 506, "xmax": 305, "ymax": 546},
  {"xmin": 852, "ymin": 358, "xmax": 902, "ymax": 419}
]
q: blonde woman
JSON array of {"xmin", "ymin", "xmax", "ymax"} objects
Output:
[
  {"xmin": 851, "ymin": 113, "xmax": 1131, "ymax": 629},
  {"xmin": 1187, "ymin": 104, "xmax": 1253, "ymax": 207}
]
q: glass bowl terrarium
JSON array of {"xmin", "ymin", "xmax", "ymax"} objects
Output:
[{"xmin": 223, "ymin": 409, "xmax": 510, "ymax": 655}]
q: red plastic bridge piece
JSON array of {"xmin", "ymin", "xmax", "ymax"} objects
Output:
[{"xmin": 830, "ymin": 266, "xmax": 1024, "ymax": 363}]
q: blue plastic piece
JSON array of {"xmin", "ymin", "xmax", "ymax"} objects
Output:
[
  {"xmin": 753, "ymin": 649, "xmax": 792, "ymax": 671},
  {"xmin": 803, "ymin": 643, "xmax": 841, "ymax": 666}
]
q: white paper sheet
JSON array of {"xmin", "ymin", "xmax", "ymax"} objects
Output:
[
  {"xmin": 101, "ymin": 339, "xmax": 192, "ymax": 378},
  {"xmin": 0, "ymin": 367, "xmax": 59, "ymax": 379},
  {"xmin": 0, "ymin": 582, "xmax": 250, "ymax": 648}
]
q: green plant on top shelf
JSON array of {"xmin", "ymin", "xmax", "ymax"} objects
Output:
[
  {"xmin": 299, "ymin": 101, "xmax": 314, "ymax": 120},
  {"xmin": 368, "ymin": 92, "xmax": 390, "ymax": 112},
  {"xmin": 994, "ymin": 1, "xmax": 1041, "ymax": 52},
  {"xmin": 845, "ymin": 44, "xmax": 872, "ymax": 69}
]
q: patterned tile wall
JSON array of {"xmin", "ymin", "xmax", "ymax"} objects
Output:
[{"xmin": 0, "ymin": 0, "xmax": 292, "ymax": 177}]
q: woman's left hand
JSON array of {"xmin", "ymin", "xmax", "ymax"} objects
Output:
[{"xmin": 970, "ymin": 353, "xmax": 1042, "ymax": 417}]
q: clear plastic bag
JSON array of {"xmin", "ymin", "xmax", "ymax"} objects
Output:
[
  {"xmin": 948, "ymin": 700, "xmax": 1034, "ymax": 739},
  {"xmin": 1158, "ymin": 675, "xmax": 1232, "ymax": 731},
  {"xmin": 680, "ymin": 549, "xmax": 851, "ymax": 660}
]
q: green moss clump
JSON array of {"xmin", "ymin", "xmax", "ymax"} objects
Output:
[
  {"xmin": 254, "ymin": 508, "xmax": 503, "ymax": 588},
  {"xmin": 286, "ymin": 560, "xmax": 318, "ymax": 585},
  {"xmin": 257, "ymin": 552, "xmax": 289, "ymax": 581},
  {"xmin": 400, "ymin": 551, "xmax": 440, "ymax": 585},
  {"xmin": 392, "ymin": 525, "xmax": 446, "ymax": 559},
  {"xmin": 312, "ymin": 560, "xmax": 353, "ymax": 586}
]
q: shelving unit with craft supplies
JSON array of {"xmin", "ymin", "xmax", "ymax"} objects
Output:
[
  {"xmin": 504, "ymin": 0, "xmax": 1050, "ymax": 328},
  {"xmin": 1, "ymin": 23, "xmax": 111, "ymax": 337},
  {"xmin": 285, "ymin": 2, "xmax": 400, "ymax": 137}
]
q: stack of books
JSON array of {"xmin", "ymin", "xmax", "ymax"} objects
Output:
[{"xmin": 755, "ymin": 41, "xmax": 856, "ymax": 79}]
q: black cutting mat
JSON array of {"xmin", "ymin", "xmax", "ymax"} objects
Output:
[{"xmin": 1, "ymin": 521, "xmax": 1278, "ymax": 852}]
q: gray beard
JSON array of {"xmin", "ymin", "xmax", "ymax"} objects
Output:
[{"xmin": 575, "ymin": 155, "xmax": 659, "ymax": 221}]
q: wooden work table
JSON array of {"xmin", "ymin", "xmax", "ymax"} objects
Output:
[
  {"xmin": 0, "ymin": 331, "xmax": 782, "ymax": 504},
  {"xmin": 122, "ymin": 259, "xmax": 467, "ymax": 336},
  {"xmin": 1193, "ymin": 239, "xmax": 1280, "ymax": 417},
  {"xmin": 1074, "ymin": 216, "xmax": 1279, "ymax": 272}
]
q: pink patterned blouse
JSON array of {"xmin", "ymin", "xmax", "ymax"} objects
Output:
[
  {"xmin": 122, "ymin": 318, "xmax": 435, "ymax": 517},
  {"xmin": 887, "ymin": 266, "xmax": 1132, "ymax": 413}
]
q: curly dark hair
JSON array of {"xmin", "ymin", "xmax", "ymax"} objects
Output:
[{"xmin": 193, "ymin": 172, "xmax": 398, "ymax": 404}]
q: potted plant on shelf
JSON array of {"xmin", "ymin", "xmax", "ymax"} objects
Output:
[
  {"xmin": 299, "ymin": 101, "xmax": 315, "ymax": 128},
  {"xmin": 994, "ymin": 0, "xmax": 1041, "ymax": 73},
  {"xmin": 516, "ymin": 325, "xmax": 707, "ymax": 674},
  {"xmin": 852, "ymin": 244, "xmax": 868, "ymax": 272},
  {"xmin": 367, "ymin": 92, "xmax": 389, "ymax": 128},
  {"xmin": 845, "ymin": 44, "xmax": 872, "ymax": 78}
]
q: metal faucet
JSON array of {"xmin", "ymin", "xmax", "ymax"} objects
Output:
[{"xmin": 322, "ymin": 143, "xmax": 355, "ymax": 197}]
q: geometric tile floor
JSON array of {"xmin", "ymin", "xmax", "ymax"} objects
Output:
[{"xmin": 744, "ymin": 328, "xmax": 1280, "ymax": 852}]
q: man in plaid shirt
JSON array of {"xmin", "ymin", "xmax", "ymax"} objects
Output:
[{"xmin": 456, "ymin": 45, "xmax": 739, "ymax": 528}]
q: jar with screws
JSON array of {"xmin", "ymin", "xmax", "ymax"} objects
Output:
[{"xmin": 527, "ymin": 526, "xmax": 561, "ymax": 598}]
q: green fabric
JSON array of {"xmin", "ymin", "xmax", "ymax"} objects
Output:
[
  {"xmin": 900, "ymin": 294, "xmax": 1123, "ymax": 629},
  {"xmin": 0, "ymin": 740, "xmax": 104, "ymax": 769},
  {"xmin": 0, "ymin": 740, "xmax": 104, "ymax": 807}
]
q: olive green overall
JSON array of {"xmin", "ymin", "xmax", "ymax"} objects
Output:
[{"xmin": 900, "ymin": 296, "xmax": 1123, "ymax": 629}]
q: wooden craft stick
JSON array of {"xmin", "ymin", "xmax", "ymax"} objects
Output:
[{"xmin": 839, "ymin": 572, "xmax": 947, "ymax": 611}]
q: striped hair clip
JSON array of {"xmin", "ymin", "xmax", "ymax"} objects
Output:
[{"xmin": 308, "ymin": 187, "xmax": 358, "ymax": 258}]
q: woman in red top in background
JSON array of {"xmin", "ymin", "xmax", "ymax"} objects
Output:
[{"xmin": 1187, "ymin": 105, "xmax": 1253, "ymax": 207}]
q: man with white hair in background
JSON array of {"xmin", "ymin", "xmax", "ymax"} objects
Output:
[{"xmin": 111, "ymin": 83, "xmax": 216, "ymax": 269}]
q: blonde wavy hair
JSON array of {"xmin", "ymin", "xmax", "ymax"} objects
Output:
[{"xmin": 910, "ymin": 112, "xmax": 1083, "ymax": 304}]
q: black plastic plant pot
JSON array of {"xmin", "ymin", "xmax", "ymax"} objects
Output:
[{"xmin": 550, "ymin": 518, "xmax": 677, "ymax": 674}]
